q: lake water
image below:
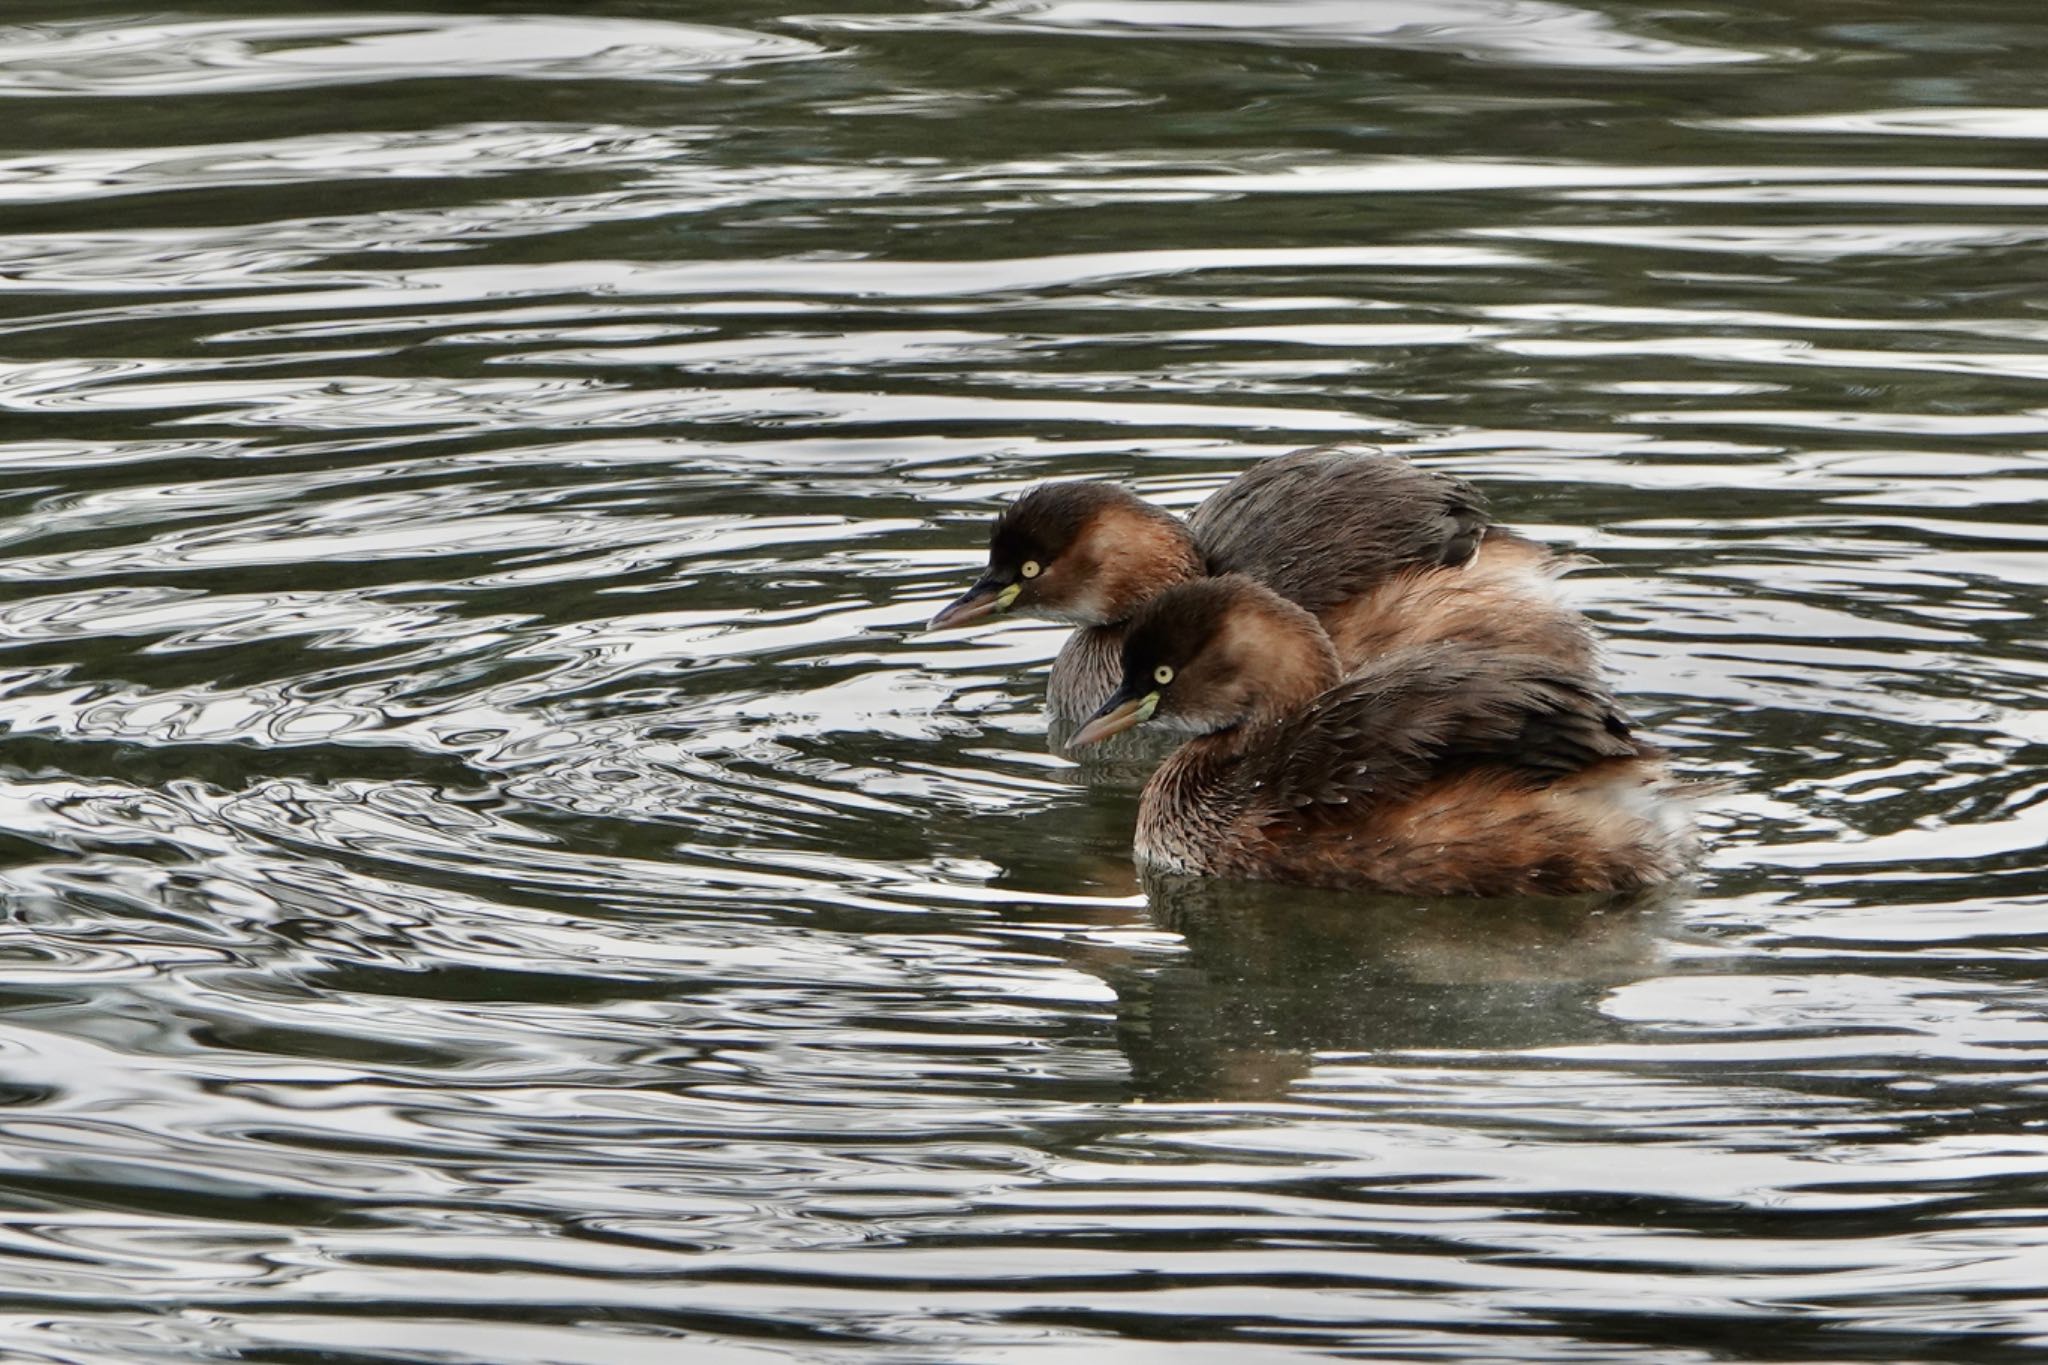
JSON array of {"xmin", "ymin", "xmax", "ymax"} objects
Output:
[{"xmin": 1, "ymin": 2, "xmax": 2045, "ymax": 1360}]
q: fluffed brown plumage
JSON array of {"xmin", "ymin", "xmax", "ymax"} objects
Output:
[
  {"xmin": 931, "ymin": 444, "xmax": 1605, "ymax": 745},
  {"xmin": 1082, "ymin": 577, "xmax": 1698, "ymax": 897},
  {"xmin": 1189, "ymin": 444, "xmax": 1488, "ymax": 612}
]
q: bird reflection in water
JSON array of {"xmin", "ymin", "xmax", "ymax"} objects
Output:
[{"xmin": 1111, "ymin": 870, "xmax": 1687, "ymax": 1102}]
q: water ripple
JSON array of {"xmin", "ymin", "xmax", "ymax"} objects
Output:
[
  {"xmin": 0, "ymin": 15, "xmax": 822, "ymax": 97},
  {"xmin": 799, "ymin": 0, "xmax": 1781, "ymax": 68},
  {"xmin": 0, "ymin": 124, "xmax": 692, "ymax": 206},
  {"xmin": 1, "ymin": 1, "xmax": 2045, "ymax": 1359}
]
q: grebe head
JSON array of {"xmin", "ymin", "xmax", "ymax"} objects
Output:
[
  {"xmin": 1068, "ymin": 575, "xmax": 1340, "ymax": 747},
  {"xmin": 928, "ymin": 482, "xmax": 1201, "ymax": 631}
]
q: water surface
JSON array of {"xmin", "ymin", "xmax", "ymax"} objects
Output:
[{"xmin": 1, "ymin": 2, "xmax": 2046, "ymax": 1360}]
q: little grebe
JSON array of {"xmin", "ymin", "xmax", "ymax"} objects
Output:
[
  {"xmin": 927, "ymin": 445, "xmax": 1600, "ymax": 744},
  {"xmin": 1067, "ymin": 576, "xmax": 1698, "ymax": 897}
]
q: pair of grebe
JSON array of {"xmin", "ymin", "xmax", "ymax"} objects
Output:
[{"xmin": 929, "ymin": 446, "xmax": 1699, "ymax": 897}]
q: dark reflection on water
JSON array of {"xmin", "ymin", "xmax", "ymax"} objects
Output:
[
  {"xmin": 0, "ymin": 0, "xmax": 2046, "ymax": 1359},
  {"xmin": 1121, "ymin": 875, "xmax": 1678, "ymax": 1102}
]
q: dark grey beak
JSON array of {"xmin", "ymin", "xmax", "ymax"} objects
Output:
[
  {"xmin": 1068, "ymin": 682, "xmax": 1161, "ymax": 748},
  {"xmin": 927, "ymin": 573, "xmax": 1018, "ymax": 631}
]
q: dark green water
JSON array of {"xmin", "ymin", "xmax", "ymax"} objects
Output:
[{"xmin": 1, "ymin": 2, "xmax": 2045, "ymax": 1360}]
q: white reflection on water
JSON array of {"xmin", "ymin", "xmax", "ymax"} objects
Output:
[
  {"xmin": 0, "ymin": 124, "xmax": 693, "ymax": 206},
  {"xmin": 0, "ymin": 14, "xmax": 822, "ymax": 97},
  {"xmin": 800, "ymin": 0, "xmax": 1778, "ymax": 67},
  {"xmin": 1712, "ymin": 107, "xmax": 2048, "ymax": 139}
]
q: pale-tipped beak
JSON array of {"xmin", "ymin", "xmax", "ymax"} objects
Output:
[
  {"xmin": 927, "ymin": 576, "xmax": 1020, "ymax": 631},
  {"xmin": 1068, "ymin": 688, "xmax": 1161, "ymax": 748}
]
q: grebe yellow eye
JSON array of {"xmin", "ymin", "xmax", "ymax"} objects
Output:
[
  {"xmin": 1153, "ymin": 664, "xmax": 1174, "ymax": 686},
  {"xmin": 1020, "ymin": 560, "xmax": 1042, "ymax": 579}
]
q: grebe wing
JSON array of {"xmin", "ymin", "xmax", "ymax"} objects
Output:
[
  {"xmin": 1259, "ymin": 644, "xmax": 1640, "ymax": 813},
  {"xmin": 1188, "ymin": 445, "xmax": 1489, "ymax": 615}
]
